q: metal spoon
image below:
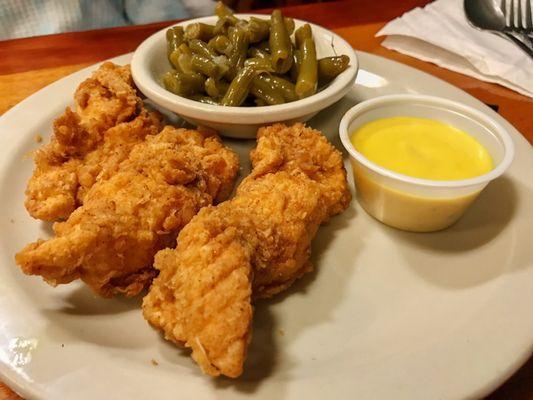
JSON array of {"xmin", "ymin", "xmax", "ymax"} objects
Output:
[{"xmin": 464, "ymin": 0, "xmax": 533, "ymax": 58}]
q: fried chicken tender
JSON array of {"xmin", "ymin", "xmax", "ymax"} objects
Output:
[
  {"xmin": 143, "ymin": 123, "xmax": 351, "ymax": 377},
  {"xmin": 16, "ymin": 126, "xmax": 239, "ymax": 297},
  {"xmin": 25, "ymin": 62, "xmax": 163, "ymax": 221}
]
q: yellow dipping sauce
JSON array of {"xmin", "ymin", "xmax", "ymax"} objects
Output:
[
  {"xmin": 348, "ymin": 116, "xmax": 494, "ymax": 232},
  {"xmin": 351, "ymin": 116, "xmax": 493, "ymax": 180}
]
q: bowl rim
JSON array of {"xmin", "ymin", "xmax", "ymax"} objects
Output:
[
  {"xmin": 338, "ymin": 94, "xmax": 515, "ymax": 189},
  {"xmin": 131, "ymin": 14, "xmax": 358, "ymax": 124}
]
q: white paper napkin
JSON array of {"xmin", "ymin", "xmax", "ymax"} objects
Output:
[{"xmin": 376, "ymin": 0, "xmax": 533, "ymax": 97}]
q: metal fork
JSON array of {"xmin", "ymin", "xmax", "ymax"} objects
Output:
[{"xmin": 502, "ymin": 0, "xmax": 533, "ymax": 34}]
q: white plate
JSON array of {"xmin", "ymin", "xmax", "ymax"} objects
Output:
[{"xmin": 0, "ymin": 52, "xmax": 532, "ymax": 400}]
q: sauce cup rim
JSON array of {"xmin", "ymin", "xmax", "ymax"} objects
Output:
[{"xmin": 338, "ymin": 94, "xmax": 515, "ymax": 189}]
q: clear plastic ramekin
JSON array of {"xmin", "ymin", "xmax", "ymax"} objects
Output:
[{"xmin": 339, "ymin": 94, "xmax": 515, "ymax": 232}]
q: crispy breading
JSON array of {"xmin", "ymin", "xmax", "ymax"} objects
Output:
[
  {"xmin": 25, "ymin": 62, "xmax": 162, "ymax": 221},
  {"xmin": 75, "ymin": 61, "xmax": 140, "ymax": 134},
  {"xmin": 143, "ymin": 123, "xmax": 351, "ymax": 377},
  {"xmin": 16, "ymin": 126, "xmax": 239, "ymax": 297}
]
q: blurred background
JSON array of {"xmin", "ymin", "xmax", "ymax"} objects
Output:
[{"xmin": 0, "ymin": 0, "xmax": 333, "ymax": 40}]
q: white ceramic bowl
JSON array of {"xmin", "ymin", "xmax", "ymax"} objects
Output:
[
  {"xmin": 339, "ymin": 94, "xmax": 515, "ymax": 232},
  {"xmin": 131, "ymin": 14, "xmax": 358, "ymax": 138}
]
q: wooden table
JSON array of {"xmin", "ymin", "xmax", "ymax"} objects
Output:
[{"xmin": 0, "ymin": 1, "xmax": 531, "ymax": 399}]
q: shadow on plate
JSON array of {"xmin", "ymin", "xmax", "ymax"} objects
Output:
[
  {"xmin": 52, "ymin": 285, "xmax": 143, "ymax": 316},
  {"xmin": 40, "ymin": 286, "xmax": 151, "ymax": 349},
  {"xmin": 384, "ymin": 176, "xmax": 527, "ymax": 288}
]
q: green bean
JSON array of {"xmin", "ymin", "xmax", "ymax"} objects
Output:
[
  {"xmin": 221, "ymin": 65, "xmax": 262, "ymax": 106},
  {"xmin": 295, "ymin": 24, "xmax": 317, "ymax": 98},
  {"xmin": 226, "ymin": 25, "xmax": 249, "ymax": 80},
  {"xmin": 269, "ymin": 9, "xmax": 293, "ymax": 73},
  {"xmin": 191, "ymin": 54, "xmax": 224, "ymax": 79},
  {"xmin": 215, "ymin": 1, "xmax": 238, "ymax": 22},
  {"xmin": 246, "ymin": 17, "xmax": 270, "ymax": 43},
  {"xmin": 317, "ymin": 55, "xmax": 350, "ymax": 83},
  {"xmin": 169, "ymin": 50, "xmax": 181, "ymax": 71},
  {"xmin": 214, "ymin": 2, "xmax": 239, "ymax": 34},
  {"xmin": 169, "ymin": 43, "xmax": 193, "ymax": 72},
  {"xmin": 247, "ymin": 47, "xmax": 270, "ymax": 59},
  {"xmin": 295, "ymin": 38, "xmax": 317, "ymax": 98},
  {"xmin": 289, "ymin": 47, "xmax": 300, "ymax": 81},
  {"xmin": 256, "ymin": 74, "xmax": 297, "ymax": 102},
  {"xmin": 284, "ymin": 17, "xmax": 295, "ymax": 35},
  {"xmin": 208, "ymin": 35, "xmax": 232, "ymax": 55},
  {"xmin": 251, "ymin": 75, "xmax": 285, "ymax": 105},
  {"xmin": 295, "ymin": 23, "xmax": 312, "ymax": 48},
  {"xmin": 245, "ymin": 16, "xmax": 293, "ymax": 43},
  {"xmin": 244, "ymin": 57, "xmax": 273, "ymax": 71},
  {"xmin": 214, "ymin": 15, "xmax": 238, "ymax": 35},
  {"xmin": 190, "ymin": 94, "xmax": 220, "ymax": 105},
  {"xmin": 189, "ymin": 39, "xmax": 218, "ymax": 59},
  {"xmin": 205, "ymin": 77, "xmax": 229, "ymax": 98},
  {"xmin": 166, "ymin": 26, "xmax": 185, "ymax": 58},
  {"xmin": 185, "ymin": 23, "xmax": 215, "ymax": 42},
  {"xmin": 163, "ymin": 71, "xmax": 204, "ymax": 97}
]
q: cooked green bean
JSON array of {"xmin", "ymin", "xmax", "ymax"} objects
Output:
[
  {"xmin": 244, "ymin": 57, "xmax": 273, "ymax": 71},
  {"xmin": 289, "ymin": 47, "xmax": 300, "ymax": 81},
  {"xmin": 247, "ymin": 47, "xmax": 270, "ymax": 59},
  {"xmin": 163, "ymin": 71, "xmax": 204, "ymax": 97},
  {"xmin": 245, "ymin": 16, "xmax": 293, "ymax": 43},
  {"xmin": 295, "ymin": 23, "xmax": 312, "ymax": 47},
  {"xmin": 185, "ymin": 23, "xmax": 215, "ymax": 42},
  {"xmin": 215, "ymin": 1, "xmax": 238, "ymax": 22},
  {"xmin": 284, "ymin": 17, "xmax": 295, "ymax": 35},
  {"xmin": 226, "ymin": 25, "xmax": 249, "ymax": 79},
  {"xmin": 166, "ymin": 26, "xmax": 185, "ymax": 58},
  {"xmin": 246, "ymin": 17, "xmax": 270, "ymax": 43},
  {"xmin": 189, "ymin": 39, "xmax": 230, "ymax": 77},
  {"xmin": 213, "ymin": 2, "xmax": 239, "ymax": 34},
  {"xmin": 221, "ymin": 65, "xmax": 261, "ymax": 106},
  {"xmin": 257, "ymin": 74, "xmax": 297, "ymax": 102},
  {"xmin": 189, "ymin": 39, "xmax": 218, "ymax": 59},
  {"xmin": 251, "ymin": 75, "xmax": 285, "ymax": 105},
  {"xmin": 205, "ymin": 77, "xmax": 229, "ymax": 98},
  {"xmin": 169, "ymin": 50, "xmax": 181, "ymax": 71},
  {"xmin": 295, "ymin": 24, "xmax": 317, "ymax": 98},
  {"xmin": 191, "ymin": 54, "xmax": 224, "ymax": 78},
  {"xmin": 208, "ymin": 35, "xmax": 231, "ymax": 55},
  {"xmin": 169, "ymin": 43, "xmax": 193, "ymax": 72},
  {"xmin": 269, "ymin": 9, "xmax": 293, "ymax": 73},
  {"xmin": 190, "ymin": 94, "xmax": 220, "ymax": 105},
  {"xmin": 317, "ymin": 55, "xmax": 350, "ymax": 83},
  {"xmin": 214, "ymin": 15, "xmax": 238, "ymax": 35}
]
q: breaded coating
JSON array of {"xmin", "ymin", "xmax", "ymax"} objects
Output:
[
  {"xmin": 74, "ymin": 62, "xmax": 140, "ymax": 133},
  {"xmin": 25, "ymin": 62, "xmax": 163, "ymax": 221},
  {"xmin": 16, "ymin": 126, "xmax": 239, "ymax": 297},
  {"xmin": 143, "ymin": 123, "xmax": 351, "ymax": 377}
]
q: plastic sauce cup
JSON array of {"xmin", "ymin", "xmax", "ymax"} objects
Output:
[{"xmin": 339, "ymin": 95, "xmax": 515, "ymax": 232}]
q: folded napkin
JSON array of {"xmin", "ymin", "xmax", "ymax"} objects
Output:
[{"xmin": 376, "ymin": 0, "xmax": 533, "ymax": 97}]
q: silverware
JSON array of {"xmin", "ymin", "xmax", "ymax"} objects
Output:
[
  {"xmin": 464, "ymin": 0, "xmax": 533, "ymax": 58},
  {"xmin": 502, "ymin": 0, "xmax": 533, "ymax": 34}
]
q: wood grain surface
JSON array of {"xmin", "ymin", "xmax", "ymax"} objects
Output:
[{"xmin": 0, "ymin": 1, "xmax": 531, "ymax": 399}]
